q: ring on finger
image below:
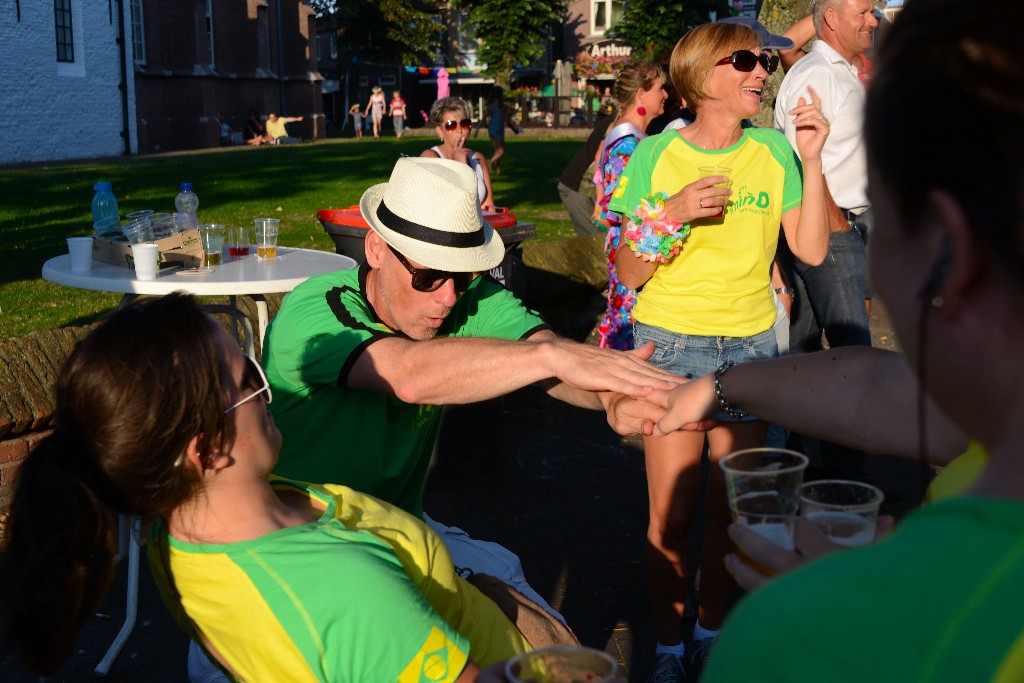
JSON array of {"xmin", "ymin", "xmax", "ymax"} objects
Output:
[{"xmin": 699, "ymin": 197, "xmax": 705, "ymax": 208}]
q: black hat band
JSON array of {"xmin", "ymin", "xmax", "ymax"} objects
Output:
[{"xmin": 376, "ymin": 201, "xmax": 485, "ymax": 248}]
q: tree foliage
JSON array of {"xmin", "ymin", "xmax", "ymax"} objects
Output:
[
  {"xmin": 311, "ymin": 0, "xmax": 440, "ymax": 65},
  {"xmin": 609, "ymin": 0, "xmax": 732, "ymax": 62},
  {"xmin": 453, "ymin": 0, "xmax": 567, "ymax": 85}
]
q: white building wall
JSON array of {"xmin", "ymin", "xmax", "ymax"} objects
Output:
[{"xmin": 0, "ymin": 0, "xmax": 137, "ymax": 165}]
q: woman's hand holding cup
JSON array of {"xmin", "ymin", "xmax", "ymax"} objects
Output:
[{"xmin": 664, "ymin": 173, "xmax": 733, "ymax": 224}]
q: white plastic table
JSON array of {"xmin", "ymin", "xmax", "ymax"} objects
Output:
[
  {"xmin": 42, "ymin": 247, "xmax": 356, "ymax": 354},
  {"xmin": 41, "ymin": 246, "xmax": 355, "ymax": 676}
]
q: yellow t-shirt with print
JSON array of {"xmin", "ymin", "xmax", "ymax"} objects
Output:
[
  {"xmin": 150, "ymin": 479, "xmax": 528, "ymax": 682},
  {"xmin": 609, "ymin": 128, "xmax": 803, "ymax": 337}
]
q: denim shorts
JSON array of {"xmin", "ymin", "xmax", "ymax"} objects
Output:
[{"xmin": 633, "ymin": 321, "xmax": 779, "ymax": 422}]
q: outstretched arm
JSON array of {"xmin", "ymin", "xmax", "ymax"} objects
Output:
[
  {"xmin": 652, "ymin": 346, "xmax": 969, "ymax": 464},
  {"xmin": 346, "ymin": 329, "xmax": 680, "ymax": 408}
]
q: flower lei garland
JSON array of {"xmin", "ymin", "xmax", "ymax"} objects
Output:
[{"xmin": 622, "ymin": 192, "xmax": 691, "ymax": 263}]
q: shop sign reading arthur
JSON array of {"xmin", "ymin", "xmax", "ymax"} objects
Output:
[
  {"xmin": 583, "ymin": 39, "xmax": 633, "ymax": 60},
  {"xmin": 576, "ymin": 39, "xmax": 633, "ymax": 79}
]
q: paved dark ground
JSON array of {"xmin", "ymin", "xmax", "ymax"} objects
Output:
[{"xmin": 0, "ymin": 283, "xmax": 923, "ymax": 682}]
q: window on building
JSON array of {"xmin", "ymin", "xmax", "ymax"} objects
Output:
[
  {"xmin": 130, "ymin": 0, "xmax": 146, "ymax": 64},
  {"xmin": 330, "ymin": 34, "xmax": 337, "ymax": 59},
  {"xmin": 204, "ymin": 0, "xmax": 216, "ymax": 67},
  {"xmin": 54, "ymin": 0, "xmax": 74, "ymax": 62},
  {"xmin": 455, "ymin": 10, "xmax": 479, "ymax": 67},
  {"xmin": 592, "ymin": 0, "xmax": 623, "ymax": 35}
]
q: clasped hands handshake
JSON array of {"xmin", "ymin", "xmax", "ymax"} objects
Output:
[{"xmin": 603, "ymin": 358, "xmax": 895, "ymax": 588}]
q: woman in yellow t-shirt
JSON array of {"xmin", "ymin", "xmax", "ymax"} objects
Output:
[
  {"xmin": 0, "ymin": 294, "xmax": 528, "ymax": 682},
  {"xmin": 608, "ymin": 21, "xmax": 831, "ymax": 676},
  {"xmin": 652, "ymin": 2, "xmax": 1024, "ymax": 677}
]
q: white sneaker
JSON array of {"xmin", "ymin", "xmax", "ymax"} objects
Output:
[{"xmin": 648, "ymin": 652, "xmax": 687, "ymax": 683}]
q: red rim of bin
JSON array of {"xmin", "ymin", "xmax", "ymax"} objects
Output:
[{"xmin": 317, "ymin": 206, "xmax": 518, "ymax": 230}]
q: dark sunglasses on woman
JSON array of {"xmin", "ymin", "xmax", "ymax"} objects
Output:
[
  {"xmin": 443, "ymin": 118, "xmax": 472, "ymax": 131},
  {"xmin": 388, "ymin": 244, "xmax": 475, "ymax": 293},
  {"xmin": 715, "ymin": 50, "xmax": 779, "ymax": 76}
]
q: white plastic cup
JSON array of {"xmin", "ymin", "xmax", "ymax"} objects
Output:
[
  {"xmin": 93, "ymin": 216, "xmax": 120, "ymax": 236},
  {"xmin": 719, "ymin": 448, "xmax": 809, "ymax": 551},
  {"xmin": 799, "ymin": 479, "xmax": 884, "ymax": 548},
  {"xmin": 121, "ymin": 218, "xmax": 154, "ymax": 244},
  {"xmin": 253, "ymin": 218, "xmax": 280, "ymax": 260},
  {"xmin": 697, "ymin": 165, "xmax": 732, "ymax": 218},
  {"xmin": 67, "ymin": 237, "xmax": 94, "ymax": 273},
  {"xmin": 131, "ymin": 243, "xmax": 160, "ymax": 281},
  {"xmin": 124, "ymin": 209, "xmax": 154, "ymax": 225}
]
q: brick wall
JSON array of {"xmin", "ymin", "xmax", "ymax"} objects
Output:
[
  {"xmin": 0, "ymin": 0, "xmax": 321, "ymax": 165},
  {"xmin": 0, "ymin": 326, "xmax": 93, "ymax": 510},
  {"xmin": 0, "ymin": 296, "xmax": 284, "ymax": 513},
  {"xmin": 133, "ymin": 0, "xmax": 322, "ymax": 154},
  {"xmin": 0, "ymin": 0, "xmax": 131, "ymax": 165}
]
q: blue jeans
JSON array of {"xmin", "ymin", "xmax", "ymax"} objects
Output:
[
  {"xmin": 780, "ymin": 212, "xmax": 871, "ymax": 478},
  {"xmin": 633, "ymin": 322, "xmax": 778, "ymax": 422},
  {"xmin": 783, "ymin": 214, "xmax": 872, "ymax": 353}
]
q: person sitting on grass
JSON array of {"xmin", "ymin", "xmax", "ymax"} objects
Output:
[{"xmin": 265, "ymin": 111, "xmax": 303, "ymax": 145}]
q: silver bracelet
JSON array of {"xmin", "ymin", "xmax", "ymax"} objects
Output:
[{"xmin": 713, "ymin": 361, "xmax": 749, "ymax": 419}]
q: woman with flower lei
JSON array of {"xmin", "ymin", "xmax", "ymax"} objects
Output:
[
  {"xmin": 606, "ymin": 21, "xmax": 830, "ymax": 681},
  {"xmin": 592, "ymin": 61, "xmax": 668, "ymax": 350}
]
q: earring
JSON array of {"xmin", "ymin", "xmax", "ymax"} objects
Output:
[{"xmin": 637, "ymin": 104, "xmax": 647, "ymax": 116}]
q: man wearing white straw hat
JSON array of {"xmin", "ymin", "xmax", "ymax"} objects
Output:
[{"xmin": 263, "ymin": 157, "xmax": 684, "ymax": 622}]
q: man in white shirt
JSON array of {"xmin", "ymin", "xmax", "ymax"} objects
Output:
[
  {"xmin": 774, "ymin": 0, "xmax": 876, "ymax": 353},
  {"xmin": 774, "ymin": 0, "xmax": 877, "ymax": 481}
]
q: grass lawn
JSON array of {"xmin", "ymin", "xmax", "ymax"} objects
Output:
[{"xmin": 0, "ymin": 136, "xmax": 585, "ymax": 339}]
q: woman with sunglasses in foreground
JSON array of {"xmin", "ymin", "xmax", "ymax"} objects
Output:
[
  {"xmin": 422, "ymin": 96, "xmax": 495, "ymax": 210},
  {"xmin": 607, "ymin": 21, "xmax": 830, "ymax": 681},
  {"xmin": 0, "ymin": 294, "xmax": 531, "ymax": 681}
]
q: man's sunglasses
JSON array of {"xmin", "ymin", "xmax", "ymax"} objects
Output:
[
  {"xmin": 443, "ymin": 118, "xmax": 472, "ymax": 131},
  {"xmin": 225, "ymin": 355, "xmax": 272, "ymax": 414},
  {"xmin": 388, "ymin": 244, "xmax": 475, "ymax": 293},
  {"xmin": 715, "ymin": 50, "xmax": 779, "ymax": 76}
]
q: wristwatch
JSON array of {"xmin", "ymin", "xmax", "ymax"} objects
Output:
[{"xmin": 774, "ymin": 287, "xmax": 795, "ymax": 296}]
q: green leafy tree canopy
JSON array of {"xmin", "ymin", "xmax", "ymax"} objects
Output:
[
  {"xmin": 609, "ymin": 0, "xmax": 732, "ymax": 62},
  {"xmin": 311, "ymin": 0, "xmax": 440, "ymax": 65},
  {"xmin": 454, "ymin": 0, "xmax": 567, "ymax": 85}
]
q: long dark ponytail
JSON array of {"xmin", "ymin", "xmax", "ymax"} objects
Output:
[{"xmin": 0, "ymin": 293, "xmax": 232, "ymax": 672}]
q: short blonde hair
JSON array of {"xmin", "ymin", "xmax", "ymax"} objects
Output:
[{"xmin": 669, "ymin": 22, "xmax": 758, "ymax": 113}]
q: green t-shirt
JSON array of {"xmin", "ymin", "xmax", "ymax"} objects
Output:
[
  {"xmin": 263, "ymin": 265, "xmax": 547, "ymax": 517},
  {"xmin": 608, "ymin": 128, "xmax": 803, "ymax": 337},
  {"xmin": 150, "ymin": 479, "xmax": 476, "ymax": 682},
  {"xmin": 703, "ymin": 497, "xmax": 1024, "ymax": 682}
]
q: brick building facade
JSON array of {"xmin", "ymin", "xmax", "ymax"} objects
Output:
[
  {"xmin": 0, "ymin": 0, "xmax": 322, "ymax": 165},
  {"xmin": 133, "ymin": 0, "xmax": 323, "ymax": 152}
]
